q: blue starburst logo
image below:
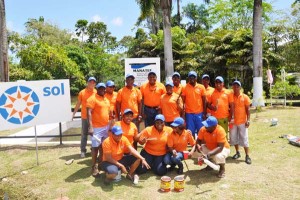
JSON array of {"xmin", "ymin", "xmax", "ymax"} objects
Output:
[{"xmin": 0, "ymin": 86, "xmax": 40, "ymax": 124}]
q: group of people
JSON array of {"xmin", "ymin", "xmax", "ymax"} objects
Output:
[{"xmin": 72, "ymin": 70, "xmax": 251, "ymax": 184}]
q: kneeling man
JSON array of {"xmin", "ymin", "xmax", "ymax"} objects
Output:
[{"xmin": 101, "ymin": 125, "xmax": 150, "ymax": 185}]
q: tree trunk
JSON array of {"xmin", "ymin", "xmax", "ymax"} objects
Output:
[
  {"xmin": 0, "ymin": 0, "xmax": 8, "ymax": 82},
  {"xmin": 177, "ymin": 0, "xmax": 180, "ymax": 25},
  {"xmin": 252, "ymin": 0, "xmax": 264, "ymax": 106},
  {"xmin": 160, "ymin": 0, "xmax": 174, "ymax": 81}
]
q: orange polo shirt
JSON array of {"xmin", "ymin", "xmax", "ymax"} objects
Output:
[
  {"xmin": 197, "ymin": 125, "xmax": 230, "ymax": 150},
  {"xmin": 208, "ymin": 88, "xmax": 231, "ymax": 119},
  {"xmin": 173, "ymin": 84, "xmax": 183, "ymax": 95},
  {"xmin": 182, "ymin": 83, "xmax": 206, "ymax": 113},
  {"xmin": 77, "ymin": 88, "xmax": 97, "ymax": 119},
  {"xmin": 167, "ymin": 130, "xmax": 195, "ymax": 152},
  {"xmin": 229, "ymin": 93, "xmax": 251, "ymax": 125},
  {"xmin": 102, "ymin": 135, "xmax": 131, "ymax": 161},
  {"xmin": 105, "ymin": 91, "xmax": 117, "ymax": 116},
  {"xmin": 86, "ymin": 95, "xmax": 110, "ymax": 127},
  {"xmin": 160, "ymin": 93, "xmax": 182, "ymax": 122},
  {"xmin": 115, "ymin": 120, "xmax": 138, "ymax": 146},
  {"xmin": 140, "ymin": 126, "xmax": 173, "ymax": 156},
  {"xmin": 140, "ymin": 82, "xmax": 166, "ymax": 107},
  {"xmin": 116, "ymin": 86, "xmax": 142, "ymax": 118}
]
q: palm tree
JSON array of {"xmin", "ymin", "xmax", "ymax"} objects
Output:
[
  {"xmin": 252, "ymin": 0, "xmax": 264, "ymax": 106},
  {"xmin": 0, "ymin": 0, "xmax": 8, "ymax": 82}
]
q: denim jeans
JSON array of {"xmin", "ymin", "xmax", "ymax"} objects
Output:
[
  {"xmin": 163, "ymin": 152, "xmax": 184, "ymax": 166},
  {"xmin": 144, "ymin": 106, "xmax": 159, "ymax": 127},
  {"xmin": 186, "ymin": 112, "xmax": 204, "ymax": 138}
]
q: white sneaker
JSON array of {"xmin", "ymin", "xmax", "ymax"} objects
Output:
[
  {"xmin": 133, "ymin": 174, "xmax": 139, "ymax": 185},
  {"xmin": 80, "ymin": 152, "xmax": 85, "ymax": 158}
]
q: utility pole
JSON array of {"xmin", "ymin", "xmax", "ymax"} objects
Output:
[{"xmin": 0, "ymin": 0, "xmax": 9, "ymax": 82}]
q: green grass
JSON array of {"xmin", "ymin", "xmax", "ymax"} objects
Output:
[
  {"xmin": 0, "ymin": 128, "xmax": 27, "ymax": 137},
  {"xmin": 1, "ymin": 107, "xmax": 300, "ymax": 200}
]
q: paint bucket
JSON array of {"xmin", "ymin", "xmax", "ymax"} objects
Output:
[
  {"xmin": 174, "ymin": 175, "xmax": 185, "ymax": 192},
  {"xmin": 160, "ymin": 176, "xmax": 171, "ymax": 192},
  {"xmin": 183, "ymin": 151, "xmax": 189, "ymax": 160}
]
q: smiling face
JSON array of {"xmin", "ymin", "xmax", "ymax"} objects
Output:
[
  {"xmin": 215, "ymin": 80, "xmax": 223, "ymax": 91},
  {"xmin": 202, "ymin": 77, "xmax": 210, "ymax": 88},
  {"xmin": 126, "ymin": 77, "xmax": 134, "ymax": 88},
  {"xmin": 232, "ymin": 83, "xmax": 241, "ymax": 95},
  {"xmin": 106, "ymin": 86, "xmax": 115, "ymax": 94},
  {"xmin": 188, "ymin": 75, "xmax": 197, "ymax": 85},
  {"xmin": 166, "ymin": 85, "xmax": 173, "ymax": 95},
  {"xmin": 154, "ymin": 120, "xmax": 164, "ymax": 132},
  {"xmin": 172, "ymin": 75, "xmax": 180, "ymax": 86},
  {"xmin": 97, "ymin": 87, "xmax": 106, "ymax": 96},
  {"xmin": 87, "ymin": 80, "xmax": 96, "ymax": 89},
  {"xmin": 112, "ymin": 133, "xmax": 122, "ymax": 143},
  {"xmin": 148, "ymin": 74, "xmax": 157, "ymax": 85},
  {"xmin": 122, "ymin": 112, "xmax": 133, "ymax": 124}
]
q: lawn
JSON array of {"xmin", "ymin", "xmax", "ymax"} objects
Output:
[{"xmin": 0, "ymin": 107, "xmax": 299, "ymax": 200}]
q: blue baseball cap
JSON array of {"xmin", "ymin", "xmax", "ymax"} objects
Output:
[
  {"xmin": 126, "ymin": 74, "xmax": 135, "ymax": 79},
  {"xmin": 123, "ymin": 108, "xmax": 133, "ymax": 115},
  {"xmin": 165, "ymin": 81, "xmax": 174, "ymax": 87},
  {"xmin": 172, "ymin": 72, "xmax": 181, "ymax": 78},
  {"xmin": 155, "ymin": 114, "xmax": 165, "ymax": 122},
  {"xmin": 88, "ymin": 77, "xmax": 96, "ymax": 82},
  {"xmin": 106, "ymin": 80, "xmax": 115, "ymax": 87},
  {"xmin": 171, "ymin": 117, "xmax": 185, "ymax": 127},
  {"xmin": 96, "ymin": 83, "xmax": 106, "ymax": 89},
  {"xmin": 202, "ymin": 74, "xmax": 210, "ymax": 79},
  {"xmin": 188, "ymin": 71, "xmax": 197, "ymax": 77},
  {"xmin": 233, "ymin": 80, "xmax": 241, "ymax": 86},
  {"xmin": 111, "ymin": 125, "xmax": 123, "ymax": 135},
  {"xmin": 215, "ymin": 76, "xmax": 224, "ymax": 82},
  {"xmin": 202, "ymin": 116, "xmax": 218, "ymax": 128}
]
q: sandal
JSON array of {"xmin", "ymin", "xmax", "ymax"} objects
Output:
[{"xmin": 217, "ymin": 172, "xmax": 225, "ymax": 178}]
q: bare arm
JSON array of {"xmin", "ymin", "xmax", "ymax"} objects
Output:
[
  {"xmin": 87, "ymin": 107, "xmax": 93, "ymax": 135},
  {"xmin": 72, "ymin": 100, "xmax": 82, "ymax": 120},
  {"xmin": 128, "ymin": 146, "xmax": 151, "ymax": 169},
  {"xmin": 202, "ymin": 95, "xmax": 207, "ymax": 119},
  {"xmin": 116, "ymin": 101, "xmax": 121, "ymax": 121},
  {"xmin": 104, "ymin": 152, "xmax": 128, "ymax": 174},
  {"xmin": 245, "ymin": 104, "xmax": 250, "ymax": 128}
]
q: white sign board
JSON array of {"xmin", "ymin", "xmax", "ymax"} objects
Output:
[
  {"xmin": 125, "ymin": 57, "xmax": 160, "ymax": 86},
  {"xmin": 0, "ymin": 79, "xmax": 71, "ymax": 131}
]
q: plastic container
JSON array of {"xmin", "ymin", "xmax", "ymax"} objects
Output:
[{"xmin": 183, "ymin": 151, "xmax": 189, "ymax": 160}]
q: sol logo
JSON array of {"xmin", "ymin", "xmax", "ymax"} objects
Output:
[{"xmin": 0, "ymin": 86, "xmax": 40, "ymax": 124}]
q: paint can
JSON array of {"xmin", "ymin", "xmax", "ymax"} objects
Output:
[
  {"xmin": 160, "ymin": 176, "xmax": 171, "ymax": 192},
  {"xmin": 174, "ymin": 175, "xmax": 185, "ymax": 192}
]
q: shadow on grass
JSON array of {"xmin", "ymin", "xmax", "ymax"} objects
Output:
[
  {"xmin": 59, "ymin": 152, "xmax": 91, "ymax": 162},
  {"xmin": 64, "ymin": 166, "xmax": 91, "ymax": 183}
]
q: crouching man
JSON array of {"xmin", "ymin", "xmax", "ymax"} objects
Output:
[
  {"xmin": 101, "ymin": 125, "xmax": 150, "ymax": 185},
  {"xmin": 191, "ymin": 116, "xmax": 230, "ymax": 178}
]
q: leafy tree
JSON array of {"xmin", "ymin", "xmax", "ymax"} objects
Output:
[{"xmin": 75, "ymin": 19, "xmax": 88, "ymax": 43}]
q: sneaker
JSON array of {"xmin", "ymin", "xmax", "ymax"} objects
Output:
[
  {"xmin": 245, "ymin": 155, "xmax": 252, "ymax": 165},
  {"xmin": 133, "ymin": 174, "xmax": 139, "ymax": 185},
  {"xmin": 80, "ymin": 152, "xmax": 85, "ymax": 158},
  {"xmin": 177, "ymin": 165, "xmax": 184, "ymax": 175},
  {"xmin": 232, "ymin": 152, "xmax": 241, "ymax": 159},
  {"xmin": 92, "ymin": 164, "xmax": 99, "ymax": 176}
]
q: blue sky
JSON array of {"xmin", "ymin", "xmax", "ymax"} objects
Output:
[{"xmin": 6, "ymin": 0, "xmax": 295, "ymax": 40}]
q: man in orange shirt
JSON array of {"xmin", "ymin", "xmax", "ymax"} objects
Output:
[
  {"xmin": 182, "ymin": 71, "xmax": 207, "ymax": 138},
  {"xmin": 116, "ymin": 74, "xmax": 142, "ymax": 129},
  {"xmin": 140, "ymin": 72, "xmax": 166, "ymax": 127},
  {"xmin": 159, "ymin": 81, "xmax": 183, "ymax": 126},
  {"xmin": 72, "ymin": 77, "xmax": 97, "ymax": 158},
  {"xmin": 202, "ymin": 74, "xmax": 214, "ymax": 117},
  {"xmin": 208, "ymin": 76, "xmax": 233, "ymax": 136},
  {"xmin": 194, "ymin": 116, "xmax": 230, "ymax": 178},
  {"xmin": 164, "ymin": 117, "xmax": 195, "ymax": 174},
  {"xmin": 101, "ymin": 125, "xmax": 150, "ymax": 185},
  {"xmin": 172, "ymin": 72, "xmax": 183, "ymax": 95},
  {"xmin": 136, "ymin": 114, "xmax": 173, "ymax": 176},
  {"xmin": 114, "ymin": 108, "xmax": 138, "ymax": 150},
  {"xmin": 87, "ymin": 83, "xmax": 111, "ymax": 176},
  {"xmin": 105, "ymin": 80, "xmax": 118, "ymax": 121},
  {"xmin": 229, "ymin": 80, "xmax": 251, "ymax": 164}
]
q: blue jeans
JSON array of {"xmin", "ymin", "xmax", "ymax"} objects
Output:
[
  {"xmin": 101, "ymin": 155, "xmax": 137, "ymax": 174},
  {"xmin": 186, "ymin": 112, "xmax": 204, "ymax": 138},
  {"xmin": 144, "ymin": 106, "xmax": 159, "ymax": 127},
  {"xmin": 163, "ymin": 152, "xmax": 183, "ymax": 166},
  {"xmin": 136, "ymin": 149, "xmax": 167, "ymax": 176}
]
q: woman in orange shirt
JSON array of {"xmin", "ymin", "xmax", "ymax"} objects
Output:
[
  {"xmin": 164, "ymin": 117, "xmax": 195, "ymax": 174},
  {"xmin": 136, "ymin": 114, "xmax": 172, "ymax": 176}
]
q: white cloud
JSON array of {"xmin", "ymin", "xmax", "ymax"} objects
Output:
[
  {"xmin": 92, "ymin": 15, "xmax": 102, "ymax": 22},
  {"xmin": 7, "ymin": 21, "xmax": 14, "ymax": 31},
  {"xmin": 112, "ymin": 17, "xmax": 123, "ymax": 26}
]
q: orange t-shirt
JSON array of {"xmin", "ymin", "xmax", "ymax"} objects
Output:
[
  {"xmin": 140, "ymin": 126, "xmax": 173, "ymax": 156},
  {"xmin": 77, "ymin": 88, "xmax": 97, "ymax": 119},
  {"xmin": 229, "ymin": 93, "xmax": 251, "ymax": 125},
  {"xmin": 116, "ymin": 87, "xmax": 142, "ymax": 118},
  {"xmin": 102, "ymin": 135, "xmax": 131, "ymax": 161},
  {"xmin": 115, "ymin": 120, "xmax": 138, "ymax": 146},
  {"xmin": 182, "ymin": 83, "xmax": 206, "ymax": 113},
  {"xmin": 208, "ymin": 88, "xmax": 231, "ymax": 119},
  {"xmin": 197, "ymin": 125, "xmax": 230, "ymax": 150},
  {"xmin": 167, "ymin": 130, "xmax": 195, "ymax": 152},
  {"xmin": 205, "ymin": 86, "xmax": 214, "ymax": 114},
  {"xmin": 173, "ymin": 84, "xmax": 183, "ymax": 95},
  {"xmin": 140, "ymin": 82, "xmax": 166, "ymax": 107},
  {"xmin": 105, "ymin": 91, "xmax": 117, "ymax": 115},
  {"xmin": 160, "ymin": 93, "xmax": 182, "ymax": 122},
  {"xmin": 86, "ymin": 95, "xmax": 110, "ymax": 127}
]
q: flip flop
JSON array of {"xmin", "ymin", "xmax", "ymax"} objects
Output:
[{"xmin": 217, "ymin": 172, "xmax": 225, "ymax": 178}]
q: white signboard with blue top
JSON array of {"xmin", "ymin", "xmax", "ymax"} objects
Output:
[
  {"xmin": 0, "ymin": 79, "xmax": 71, "ymax": 131},
  {"xmin": 125, "ymin": 57, "xmax": 160, "ymax": 86}
]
